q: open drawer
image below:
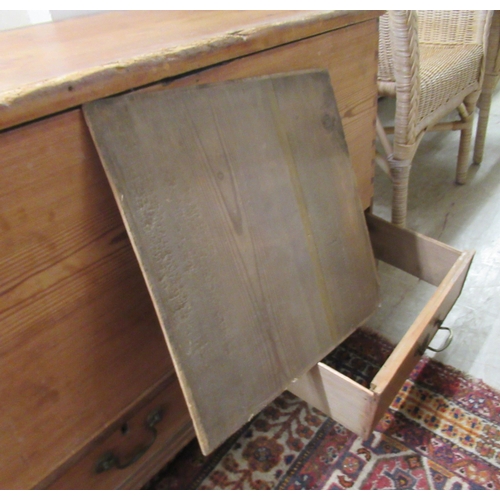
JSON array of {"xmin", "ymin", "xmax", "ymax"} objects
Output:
[{"xmin": 289, "ymin": 212, "xmax": 475, "ymax": 439}]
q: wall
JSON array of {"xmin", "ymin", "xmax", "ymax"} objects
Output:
[{"xmin": 0, "ymin": 10, "xmax": 105, "ymax": 31}]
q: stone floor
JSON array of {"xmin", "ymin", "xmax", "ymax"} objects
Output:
[{"xmin": 366, "ymin": 88, "xmax": 500, "ymax": 390}]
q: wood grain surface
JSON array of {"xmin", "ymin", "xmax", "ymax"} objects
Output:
[
  {"xmin": 84, "ymin": 71, "xmax": 379, "ymax": 454},
  {"xmin": 0, "ymin": 110, "xmax": 179, "ymax": 488},
  {"xmin": 0, "ymin": 10, "xmax": 383, "ymax": 131},
  {"xmin": 152, "ymin": 19, "xmax": 380, "ymax": 211}
]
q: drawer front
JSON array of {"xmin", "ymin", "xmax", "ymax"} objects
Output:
[{"xmin": 47, "ymin": 375, "xmax": 193, "ymax": 489}]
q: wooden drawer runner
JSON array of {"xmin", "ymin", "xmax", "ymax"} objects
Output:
[{"xmin": 289, "ymin": 213, "xmax": 474, "ymax": 438}]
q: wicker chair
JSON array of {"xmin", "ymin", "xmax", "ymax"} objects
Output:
[
  {"xmin": 474, "ymin": 10, "xmax": 500, "ymax": 165},
  {"xmin": 377, "ymin": 10, "xmax": 492, "ymax": 227}
]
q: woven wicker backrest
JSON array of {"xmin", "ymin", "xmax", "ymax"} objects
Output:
[
  {"xmin": 378, "ymin": 11, "xmax": 490, "ymax": 83},
  {"xmin": 417, "ymin": 10, "xmax": 489, "ymax": 45}
]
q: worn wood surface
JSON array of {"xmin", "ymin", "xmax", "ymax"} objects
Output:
[
  {"xmin": 84, "ymin": 71, "xmax": 380, "ymax": 454},
  {"xmin": 0, "ymin": 110, "xmax": 183, "ymax": 489},
  {"xmin": 0, "ymin": 10, "xmax": 383, "ymax": 131},
  {"xmin": 155, "ymin": 19, "xmax": 379, "ymax": 211}
]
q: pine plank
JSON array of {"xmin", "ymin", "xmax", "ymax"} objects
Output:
[
  {"xmin": 0, "ymin": 111, "xmax": 176, "ymax": 488},
  {"xmin": 83, "ymin": 70, "xmax": 379, "ymax": 454}
]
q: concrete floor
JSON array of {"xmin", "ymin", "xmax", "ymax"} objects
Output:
[{"xmin": 367, "ymin": 88, "xmax": 500, "ymax": 391}]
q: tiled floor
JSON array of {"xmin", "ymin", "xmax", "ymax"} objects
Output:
[{"xmin": 367, "ymin": 88, "xmax": 500, "ymax": 391}]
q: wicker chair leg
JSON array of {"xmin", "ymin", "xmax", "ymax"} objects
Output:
[
  {"xmin": 455, "ymin": 121, "xmax": 474, "ymax": 185},
  {"xmin": 473, "ymin": 91, "xmax": 493, "ymax": 165},
  {"xmin": 390, "ymin": 163, "xmax": 411, "ymax": 227}
]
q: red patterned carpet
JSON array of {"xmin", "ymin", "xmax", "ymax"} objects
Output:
[{"xmin": 144, "ymin": 327, "xmax": 500, "ymax": 490}]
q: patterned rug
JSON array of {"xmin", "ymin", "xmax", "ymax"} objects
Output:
[{"xmin": 144, "ymin": 327, "xmax": 500, "ymax": 490}]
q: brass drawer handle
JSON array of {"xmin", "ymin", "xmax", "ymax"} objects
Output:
[
  {"xmin": 426, "ymin": 326, "xmax": 453, "ymax": 353},
  {"xmin": 418, "ymin": 323, "xmax": 454, "ymax": 356},
  {"xmin": 95, "ymin": 408, "xmax": 163, "ymax": 474}
]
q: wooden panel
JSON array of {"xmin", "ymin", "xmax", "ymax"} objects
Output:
[
  {"xmin": 83, "ymin": 71, "xmax": 380, "ymax": 454},
  {"xmin": 0, "ymin": 10, "xmax": 383, "ymax": 131},
  {"xmin": 288, "ymin": 363, "xmax": 376, "ymax": 438},
  {"xmin": 162, "ymin": 20, "xmax": 379, "ymax": 210},
  {"xmin": 0, "ymin": 110, "xmax": 180, "ymax": 489},
  {"xmin": 366, "ymin": 213, "xmax": 463, "ymax": 286},
  {"xmin": 47, "ymin": 374, "xmax": 193, "ymax": 490}
]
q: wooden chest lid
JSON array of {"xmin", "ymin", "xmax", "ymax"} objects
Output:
[{"xmin": 83, "ymin": 70, "xmax": 379, "ymax": 454}]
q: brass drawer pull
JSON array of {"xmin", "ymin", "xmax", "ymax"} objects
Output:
[
  {"xmin": 417, "ymin": 324, "xmax": 454, "ymax": 356},
  {"xmin": 95, "ymin": 408, "xmax": 163, "ymax": 474},
  {"xmin": 426, "ymin": 326, "xmax": 453, "ymax": 353}
]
